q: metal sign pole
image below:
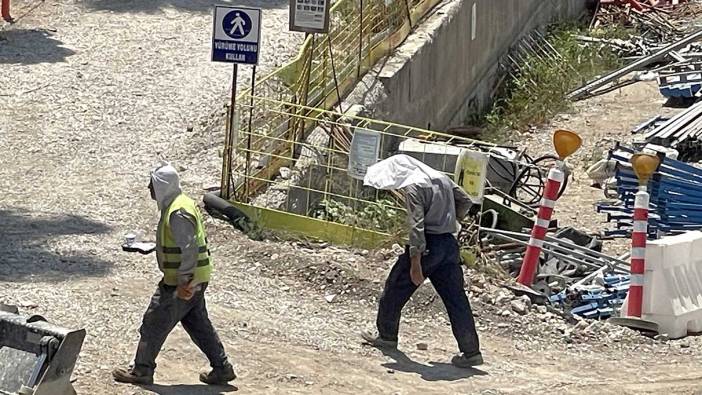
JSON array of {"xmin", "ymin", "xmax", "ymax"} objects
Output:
[
  {"xmin": 221, "ymin": 64, "xmax": 238, "ymax": 200},
  {"xmin": 212, "ymin": 5, "xmax": 261, "ymax": 199},
  {"xmin": 244, "ymin": 66, "xmax": 257, "ymax": 201},
  {"xmin": 358, "ymin": 0, "xmax": 363, "ymax": 80}
]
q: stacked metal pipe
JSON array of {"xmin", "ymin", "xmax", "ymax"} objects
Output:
[{"xmin": 645, "ymin": 100, "xmax": 702, "ymax": 161}]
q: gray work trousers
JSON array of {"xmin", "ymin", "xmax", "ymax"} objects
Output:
[{"xmin": 133, "ymin": 281, "xmax": 229, "ymax": 374}]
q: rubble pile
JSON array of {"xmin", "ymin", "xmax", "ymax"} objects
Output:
[
  {"xmin": 465, "ymin": 273, "xmax": 650, "ymax": 348},
  {"xmin": 549, "ymin": 274, "xmax": 630, "ymax": 320},
  {"xmin": 571, "ymin": 1, "xmax": 702, "ymax": 100},
  {"xmin": 593, "ymin": 3, "xmax": 684, "ymax": 43},
  {"xmin": 477, "ymin": 224, "xmax": 631, "ymax": 319}
]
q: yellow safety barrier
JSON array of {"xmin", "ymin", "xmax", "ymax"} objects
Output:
[{"xmin": 226, "ymin": 95, "xmax": 493, "ymax": 247}]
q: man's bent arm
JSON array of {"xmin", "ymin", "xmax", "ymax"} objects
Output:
[{"xmin": 405, "ymin": 185, "xmax": 426, "ymax": 257}]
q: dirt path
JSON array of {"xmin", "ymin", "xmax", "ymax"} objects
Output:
[{"xmin": 4, "ymin": 1, "xmax": 702, "ymax": 394}]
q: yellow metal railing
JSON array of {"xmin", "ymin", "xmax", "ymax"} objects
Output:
[
  {"xmin": 244, "ymin": 0, "xmax": 443, "ymax": 106},
  {"xmin": 229, "ymin": 95, "xmax": 492, "ymax": 236},
  {"xmin": 222, "ymin": 0, "xmax": 445, "ymax": 195}
]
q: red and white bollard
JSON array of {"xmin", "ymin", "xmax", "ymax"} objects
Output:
[
  {"xmin": 517, "ymin": 166, "xmax": 565, "ymax": 286},
  {"xmin": 627, "ymin": 187, "xmax": 649, "ymax": 318}
]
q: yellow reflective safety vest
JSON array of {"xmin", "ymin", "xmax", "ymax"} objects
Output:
[{"xmin": 157, "ymin": 194, "xmax": 212, "ymax": 286}]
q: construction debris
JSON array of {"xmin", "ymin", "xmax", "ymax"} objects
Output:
[
  {"xmin": 476, "ymin": 223, "xmax": 632, "ymax": 320},
  {"xmin": 671, "ymin": 1, "xmax": 702, "ymax": 19},
  {"xmin": 550, "ymin": 274, "xmax": 631, "ymax": 320},
  {"xmin": 598, "ymin": 144, "xmax": 702, "ymax": 237},
  {"xmin": 480, "ymin": 226, "xmax": 627, "ymax": 288},
  {"xmin": 592, "ymin": 1, "xmax": 686, "ymax": 42},
  {"xmin": 569, "ymin": 0, "xmax": 702, "ymax": 101},
  {"xmin": 644, "ymin": 100, "xmax": 702, "ymax": 160},
  {"xmin": 568, "ymin": 28, "xmax": 702, "ymax": 100},
  {"xmin": 575, "ymin": 35, "xmax": 656, "ymax": 58},
  {"xmin": 657, "ymin": 61, "xmax": 702, "ymax": 98}
]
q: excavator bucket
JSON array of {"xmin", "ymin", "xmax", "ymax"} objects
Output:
[{"xmin": 0, "ymin": 305, "xmax": 85, "ymax": 395}]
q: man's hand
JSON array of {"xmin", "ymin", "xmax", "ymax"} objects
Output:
[
  {"xmin": 176, "ymin": 282, "xmax": 194, "ymax": 300},
  {"xmin": 410, "ymin": 254, "xmax": 424, "ymax": 287}
]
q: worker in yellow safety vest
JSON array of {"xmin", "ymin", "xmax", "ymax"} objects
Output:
[{"xmin": 113, "ymin": 164, "xmax": 236, "ymax": 385}]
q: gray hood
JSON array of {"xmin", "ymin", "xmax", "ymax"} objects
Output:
[{"xmin": 151, "ymin": 164, "xmax": 182, "ymax": 210}]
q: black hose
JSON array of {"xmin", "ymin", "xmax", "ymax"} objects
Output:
[
  {"xmin": 203, "ymin": 192, "xmax": 251, "ymax": 232},
  {"xmin": 508, "ymin": 155, "xmax": 570, "ymax": 207}
]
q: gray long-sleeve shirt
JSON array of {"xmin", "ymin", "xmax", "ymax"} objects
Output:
[
  {"xmin": 405, "ymin": 176, "xmax": 473, "ymax": 257},
  {"xmin": 169, "ymin": 211, "xmax": 199, "ymax": 286}
]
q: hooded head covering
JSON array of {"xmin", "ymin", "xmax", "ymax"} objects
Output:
[
  {"xmin": 363, "ymin": 154, "xmax": 446, "ymax": 190},
  {"xmin": 150, "ymin": 164, "xmax": 182, "ymax": 210}
]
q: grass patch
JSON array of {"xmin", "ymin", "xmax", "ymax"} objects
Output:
[
  {"xmin": 479, "ymin": 23, "xmax": 630, "ymax": 141},
  {"xmin": 313, "ymin": 198, "xmax": 406, "ymax": 238}
]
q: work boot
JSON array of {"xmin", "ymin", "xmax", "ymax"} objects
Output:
[
  {"xmin": 360, "ymin": 330, "xmax": 398, "ymax": 349},
  {"xmin": 199, "ymin": 362, "xmax": 237, "ymax": 385},
  {"xmin": 112, "ymin": 367, "xmax": 154, "ymax": 385},
  {"xmin": 451, "ymin": 352, "xmax": 484, "ymax": 368}
]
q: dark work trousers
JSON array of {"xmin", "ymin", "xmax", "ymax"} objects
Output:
[
  {"xmin": 133, "ymin": 281, "xmax": 229, "ymax": 374},
  {"xmin": 376, "ymin": 233, "xmax": 481, "ymax": 355}
]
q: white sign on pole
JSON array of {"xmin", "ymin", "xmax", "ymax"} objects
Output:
[
  {"xmin": 289, "ymin": 0, "xmax": 330, "ymax": 33},
  {"xmin": 212, "ymin": 5, "xmax": 262, "ymax": 64},
  {"xmin": 454, "ymin": 149, "xmax": 489, "ymax": 203},
  {"xmin": 348, "ymin": 127, "xmax": 381, "ymax": 180}
]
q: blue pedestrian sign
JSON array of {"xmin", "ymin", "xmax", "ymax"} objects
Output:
[{"xmin": 212, "ymin": 5, "xmax": 262, "ymax": 65}]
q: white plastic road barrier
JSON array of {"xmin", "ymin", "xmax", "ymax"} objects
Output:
[{"xmin": 623, "ymin": 231, "xmax": 702, "ymax": 338}]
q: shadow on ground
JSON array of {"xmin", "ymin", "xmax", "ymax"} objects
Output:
[
  {"xmin": 664, "ymin": 96, "xmax": 698, "ymax": 109},
  {"xmin": 0, "ymin": 208, "xmax": 113, "ymax": 281},
  {"xmin": 81, "ymin": 0, "xmax": 288, "ymax": 13},
  {"xmin": 379, "ymin": 348, "xmax": 487, "ymax": 382},
  {"xmin": 142, "ymin": 383, "xmax": 237, "ymax": 395},
  {"xmin": 0, "ymin": 28, "xmax": 75, "ymax": 64}
]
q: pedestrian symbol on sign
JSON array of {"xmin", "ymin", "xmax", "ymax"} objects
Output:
[
  {"xmin": 211, "ymin": 5, "xmax": 261, "ymax": 65},
  {"xmin": 223, "ymin": 11, "xmax": 252, "ymax": 39}
]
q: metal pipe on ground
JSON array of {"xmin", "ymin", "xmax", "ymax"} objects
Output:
[
  {"xmin": 203, "ymin": 192, "xmax": 251, "ymax": 232},
  {"xmin": 484, "ymin": 227, "xmax": 630, "ymax": 269},
  {"xmin": 487, "ymin": 231, "xmax": 628, "ymax": 274},
  {"xmin": 572, "ymin": 253, "xmax": 631, "ymax": 288},
  {"xmin": 482, "ymin": 228, "xmax": 630, "ymax": 273},
  {"xmin": 567, "ymin": 28, "xmax": 702, "ymax": 100},
  {"xmin": 543, "ymin": 234, "xmax": 630, "ymax": 268}
]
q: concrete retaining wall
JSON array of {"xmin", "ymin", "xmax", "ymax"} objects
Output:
[{"xmin": 345, "ymin": 0, "xmax": 588, "ymax": 131}]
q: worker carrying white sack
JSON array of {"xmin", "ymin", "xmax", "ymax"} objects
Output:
[{"xmin": 360, "ymin": 154, "xmax": 483, "ymax": 368}]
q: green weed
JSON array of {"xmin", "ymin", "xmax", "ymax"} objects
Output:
[{"xmin": 479, "ymin": 23, "xmax": 626, "ymax": 141}]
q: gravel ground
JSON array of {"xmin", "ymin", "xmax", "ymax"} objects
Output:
[{"xmin": 4, "ymin": 1, "xmax": 702, "ymax": 394}]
